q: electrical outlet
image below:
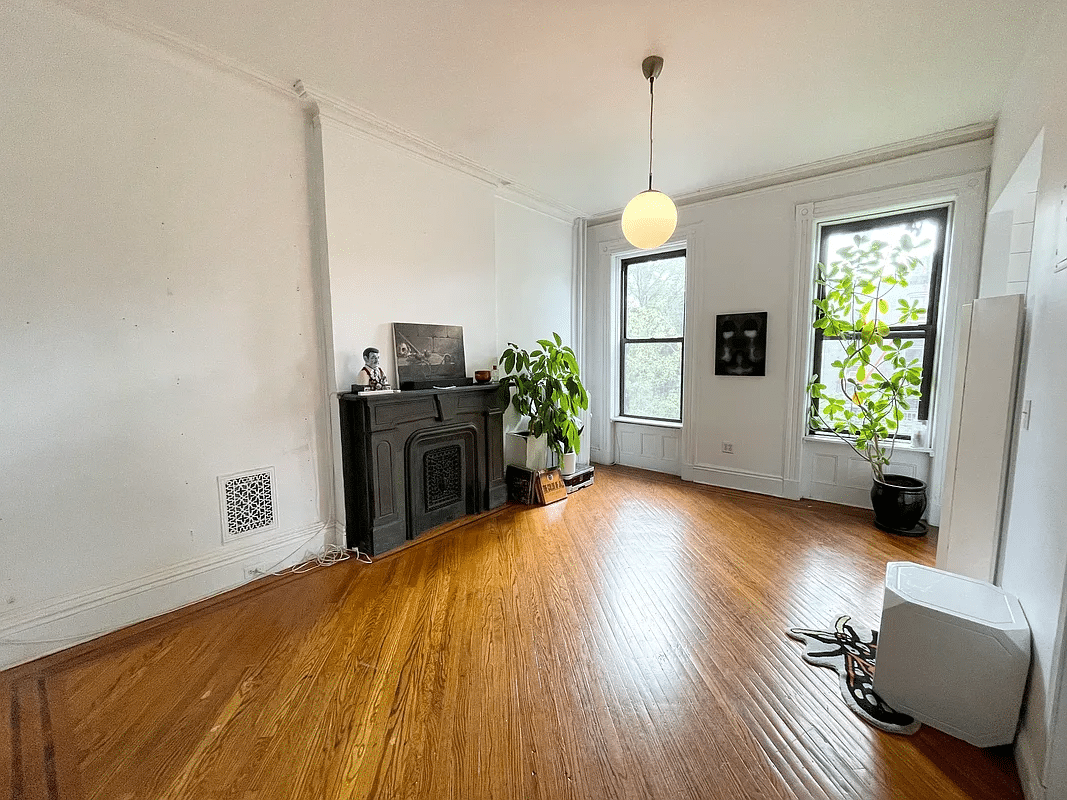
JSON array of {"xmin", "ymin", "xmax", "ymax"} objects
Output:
[
  {"xmin": 244, "ymin": 564, "xmax": 268, "ymax": 581},
  {"xmin": 722, "ymin": 442, "xmax": 734, "ymax": 454}
]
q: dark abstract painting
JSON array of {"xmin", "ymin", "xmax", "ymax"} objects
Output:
[{"xmin": 714, "ymin": 312, "xmax": 767, "ymax": 377}]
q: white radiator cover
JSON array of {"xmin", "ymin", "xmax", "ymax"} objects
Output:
[{"xmin": 936, "ymin": 294, "xmax": 1025, "ymax": 581}]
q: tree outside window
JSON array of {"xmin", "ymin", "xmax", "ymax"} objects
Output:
[{"xmin": 620, "ymin": 249, "xmax": 686, "ymax": 422}]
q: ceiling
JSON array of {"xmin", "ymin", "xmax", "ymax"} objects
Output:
[{"xmin": 76, "ymin": 0, "xmax": 1047, "ymax": 217}]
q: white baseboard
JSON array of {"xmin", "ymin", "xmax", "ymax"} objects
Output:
[
  {"xmin": 616, "ymin": 452, "xmax": 682, "ymax": 476},
  {"xmin": 782, "ymin": 478, "xmax": 802, "ymax": 501},
  {"xmin": 0, "ymin": 521, "xmax": 335, "ymax": 670},
  {"xmin": 683, "ymin": 464, "xmax": 785, "ymax": 497},
  {"xmin": 803, "ymin": 483, "xmax": 872, "ymax": 509},
  {"xmin": 1016, "ymin": 724, "xmax": 1047, "ymax": 800},
  {"xmin": 927, "ymin": 500, "xmax": 942, "ymax": 527}
]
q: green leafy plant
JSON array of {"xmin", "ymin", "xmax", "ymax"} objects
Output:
[
  {"xmin": 498, "ymin": 334, "xmax": 589, "ymax": 465},
  {"xmin": 806, "ymin": 231, "xmax": 927, "ymax": 482}
]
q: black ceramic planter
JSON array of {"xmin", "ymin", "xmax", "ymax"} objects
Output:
[{"xmin": 871, "ymin": 474, "xmax": 928, "ymax": 536}]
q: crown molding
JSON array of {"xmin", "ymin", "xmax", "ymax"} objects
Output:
[
  {"xmin": 59, "ymin": 0, "xmax": 297, "ymax": 101},
  {"xmin": 55, "ymin": 0, "xmax": 584, "ymax": 224},
  {"xmin": 588, "ymin": 122, "xmax": 996, "ymax": 225},
  {"xmin": 297, "ymin": 81, "xmax": 585, "ymax": 223}
]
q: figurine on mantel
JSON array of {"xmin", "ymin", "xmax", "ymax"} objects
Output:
[{"xmin": 354, "ymin": 347, "xmax": 391, "ymax": 391}]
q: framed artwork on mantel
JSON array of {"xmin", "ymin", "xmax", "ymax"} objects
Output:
[
  {"xmin": 714, "ymin": 312, "xmax": 767, "ymax": 377},
  {"xmin": 392, "ymin": 322, "xmax": 468, "ymax": 389}
]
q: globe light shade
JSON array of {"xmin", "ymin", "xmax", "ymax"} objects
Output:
[{"xmin": 622, "ymin": 190, "xmax": 678, "ymax": 249}]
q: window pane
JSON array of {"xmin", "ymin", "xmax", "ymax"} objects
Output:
[
  {"xmin": 625, "ymin": 256, "xmax": 685, "ymax": 338},
  {"xmin": 814, "ymin": 337, "xmax": 926, "ymax": 437},
  {"xmin": 822, "ymin": 215, "xmax": 941, "ymax": 326},
  {"xmin": 623, "ymin": 342, "xmax": 682, "ymax": 420}
]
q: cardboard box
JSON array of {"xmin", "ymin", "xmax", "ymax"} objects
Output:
[{"xmin": 535, "ymin": 469, "xmax": 567, "ymax": 505}]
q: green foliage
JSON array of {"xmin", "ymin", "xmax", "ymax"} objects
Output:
[
  {"xmin": 625, "ymin": 257, "xmax": 685, "ymax": 339},
  {"xmin": 622, "ymin": 254, "xmax": 685, "ymax": 419},
  {"xmin": 806, "ymin": 231, "xmax": 927, "ymax": 482},
  {"xmin": 623, "ymin": 342, "xmax": 682, "ymax": 419},
  {"xmin": 498, "ymin": 334, "xmax": 589, "ymax": 464}
]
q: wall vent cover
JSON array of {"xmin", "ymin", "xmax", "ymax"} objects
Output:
[{"xmin": 218, "ymin": 468, "xmax": 277, "ymax": 541}]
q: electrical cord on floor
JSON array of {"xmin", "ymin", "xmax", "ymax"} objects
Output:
[
  {"xmin": 262, "ymin": 541, "xmax": 372, "ymax": 576},
  {"xmin": 284, "ymin": 543, "xmax": 352, "ymax": 574}
]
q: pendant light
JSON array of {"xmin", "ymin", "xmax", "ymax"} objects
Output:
[{"xmin": 622, "ymin": 55, "xmax": 677, "ymax": 249}]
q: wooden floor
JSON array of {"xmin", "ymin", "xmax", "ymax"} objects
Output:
[{"xmin": 2, "ymin": 465, "xmax": 1022, "ymax": 800}]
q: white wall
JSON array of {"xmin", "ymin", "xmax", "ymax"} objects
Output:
[
  {"xmin": 319, "ymin": 121, "xmax": 575, "ymax": 395},
  {"xmin": 493, "ymin": 199, "xmax": 575, "ymax": 435},
  {"xmin": 986, "ymin": 3, "xmax": 1067, "ymax": 796},
  {"xmin": 0, "ymin": 1, "xmax": 331, "ymax": 667},
  {"xmin": 321, "ymin": 121, "xmax": 499, "ymax": 392},
  {"xmin": 494, "ymin": 199, "xmax": 573, "ymax": 355},
  {"xmin": 584, "ymin": 141, "xmax": 991, "ymax": 500}
]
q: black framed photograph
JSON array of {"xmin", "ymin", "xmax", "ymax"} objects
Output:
[
  {"xmin": 392, "ymin": 322, "xmax": 468, "ymax": 389},
  {"xmin": 714, "ymin": 312, "xmax": 767, "ymax": 376}
]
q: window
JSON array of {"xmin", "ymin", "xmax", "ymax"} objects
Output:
[
  {"xmin": 619, "ymin": 248, "xmax": 686, "ymax": 422},
  {"xmin": 811, "ymin": 206, "xmax": 948, "ymax": 438}
]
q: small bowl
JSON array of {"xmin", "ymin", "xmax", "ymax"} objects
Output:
[{"xmin": 474, "ymin": 370, "xmax": 491, "ymax": 383}]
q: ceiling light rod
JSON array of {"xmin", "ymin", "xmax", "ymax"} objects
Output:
[
  {"xmin": 622, "ymin": 55, "xmax": 677, "ymax": 250},
  {"xmin": 643, "ymin": 55, "xmax": 662, "ymax": 192}
]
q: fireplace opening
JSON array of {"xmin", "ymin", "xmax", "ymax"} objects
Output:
[
  {"xmin": 407, "ymin": 425, "xmax": 478, "ymax": 538},
  {"xmin": 424, "ymin": 444, "xmax": 463, "ymax": 511}
]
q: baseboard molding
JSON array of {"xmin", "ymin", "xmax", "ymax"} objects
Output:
[
  {"xmin": 802, "ymin": 484, "xmax": 872, "ymax": 509},
  {"xmin": 683, "ymin": 464, "xmax": 785, "ymax": 497},
  {"xmin": 1016, "ymin": 725, "xmax": 1047, "ymax": 800},
  {"xmin": 0, "ymin": 521, "xmax": 333, "ymax": 670},
  {"xmin": 927, "ymin": 500, "xmax": 942, "ymax": 527},
  {"xmin": 616, "ymin": 453, "xmax": 682, "ymax": 476},
  {"xmin": 782, "ymin": 478, "xmax": 802, "ymax": 501}
]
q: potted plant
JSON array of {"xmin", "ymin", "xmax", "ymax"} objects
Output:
[
  {"xmin": 498, "ymin": 334, "xmax": 589, "ymax": 473},
  {"xmin": 806, "ymin": 231, "xmax": 929, "ymax": 534}
]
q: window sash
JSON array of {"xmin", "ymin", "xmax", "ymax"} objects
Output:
[
  {"xmin": 620, "ymin": 248, "xmax": 686, "ymax": 423},
  {"xmin": 811, "ymin": 205, "xmax": 948, "ymax": 432}
]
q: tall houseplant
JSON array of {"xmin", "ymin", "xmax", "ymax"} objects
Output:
[
  {"xmin": 806, "ymin": 231, "xmax": 929, "ymax": 532},
  {"xmin": 498, "ymin": 334, "xmax": 589, "ymax": 467}
]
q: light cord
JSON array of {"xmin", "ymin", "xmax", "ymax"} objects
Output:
[{"xmin": 648, "ymin": 76, "xmax": 655, "ymax": 191}]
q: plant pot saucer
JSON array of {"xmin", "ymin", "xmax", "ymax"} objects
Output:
[{"xmin": 874, "ymin": 519, "xmax": 929, "ymax": 537}]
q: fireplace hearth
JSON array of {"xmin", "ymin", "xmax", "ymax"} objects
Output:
[{"xmin": 338, "ymin": 385, "xmax": 506, "ymax": 556}]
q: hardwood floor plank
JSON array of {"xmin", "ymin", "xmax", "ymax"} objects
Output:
[
  {"xmin": 2, "ymin": 466, "xmax": 1024, "ymax": 799},
  {"xmin": 12, "ymin": 678, "xmax": 54, "ymax": 800},
  {"xmin": 1, "ymin": 675, "xmax": 13, "ymax": 800},
  {"xmin": 42, "ymin": 675, "xmax": 82, "ymax": 800}
]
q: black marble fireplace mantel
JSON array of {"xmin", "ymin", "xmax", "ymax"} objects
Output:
[{"xmin": 338, "ymin": 385, "xmax": 507, "ymax": 556}]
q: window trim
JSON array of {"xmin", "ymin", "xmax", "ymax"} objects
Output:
[
  {"xmin": 618, "ymin": 247, "xmax": 687, "ymax": 424},
  {"xmin": 810, "ymin": 204, "xmax": 949, "ymax": 436},
  {"xmin": 782, "ymin": 169, "xmax": 987, "ymax": 508}
]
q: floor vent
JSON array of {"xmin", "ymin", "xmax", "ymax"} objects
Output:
[{"xmin": 219, "ymin": 468, "xmax": 277, "ymax": 541}]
